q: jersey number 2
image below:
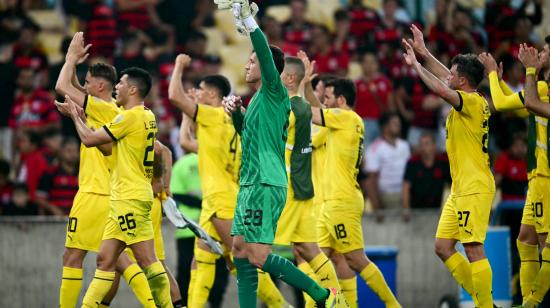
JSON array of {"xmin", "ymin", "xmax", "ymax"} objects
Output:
[{"xmin": 143, "ymin": 132, "xmax": 155, "ymax": 166}]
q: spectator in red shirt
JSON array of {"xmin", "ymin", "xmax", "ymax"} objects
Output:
[
  {"xmin": 347, "ymin": 0, "xmax": 380, "ymax": 51},
  {"xmin": 81, "ymin": 0, "xmax": 118, "ymax": 59},
  {"xmin": 36, "ymin": 137, "xmax": 79, "ymax": 216},
  {"xmin": 494, "ymin": 133, "xmax": 528, "ymax": 201},
  {"xmin": 15, "ymin": 130, "xmax": 49, "ymax": 201},
  {"xmin": 494, "ymin": 16, "xmax": 539, "ymax": 62},
  {"xmin": 374, "ymin": 0, "xmax": 408, "ymax": 56},
  {"xmin": 114, "ymin": 31, "xmax": 148, "ymax": 75},
  {"xmin": 261, "ymin": 15, "xmax": 300, "ymax": 56},
  {"xmin": 9, "ymin": 68, "xmax": 60, "ymax": 133},
  {"xmin": 484, "ymin": 0, "xmax": 542, "ymax": 50},
  {"xmin": 355, "ymin": 52, "xmax": 394, "ymax": 147},
  {"xmin": 309, "ymin": 25, "xmax": 350, "ymax": 76},
  {"xmin": 281, "ymin": 0, "xmax": 314, "ymax": 49},
  {"xmin": 12, "ymin": 22, "xmax": 49, "ymax": 86},
  {"xmin": 0, "ymin": 159, "xmax": 13, "ymax": 214},
  {"xmin": 116, "ymin": 0, "xmax": 154, "ymax": 32},
  {"xmin": 333, "ymin": 9, "xmax": 357, "ymax": 56},
  {"xmin": 0, "ymin": 0, "xmax": 39, "ymax": 44}
]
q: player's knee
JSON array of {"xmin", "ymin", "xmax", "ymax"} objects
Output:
[
  {"xmin": 63, "ymin": 248, "xmax": 85, "ymax": 267},
  {"xmin": 463, "ymin": 243, "xmax": 485, "ymax": 262},
  {"xmin": 249, "ymin": 251, "xmax": 269, "ymax": 268},
  {"xmin": 294, "ymin": 243, "xmax": 320, "ymax": 261},
  {"xmin": 434, "ymin": 240, "xmax": 454, "ymax": 260},
  {"xmin": 344, "ymin": 251, "xmax": 368, "ymax": 272},
  {"xmin": 96, "ymin": 251, "xmax": 117, "ymax": 271},
  {"xmin": 517, "ymin": 224, "xmax": 538, "ymax": 245}
]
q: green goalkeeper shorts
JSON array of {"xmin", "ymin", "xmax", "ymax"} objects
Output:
[{"xmin": 231, "ymin": 183, "xmax": 287, "ymax": 244}]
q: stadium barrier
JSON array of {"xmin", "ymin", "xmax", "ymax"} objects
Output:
[{"xmin": 0, "ymin": 209, "xmax": 460, "ymax": 307}]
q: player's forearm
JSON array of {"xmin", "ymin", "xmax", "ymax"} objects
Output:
[
  {"xmin": 73, "ymin": 116, "xmax": 98, "ymax": 147},
  {"xmin": 168, "ymin": 65, "xmax": 196, "ymax": 117},
  {"xmin": 249, "ymin": 27, "xmax": 278, "ymax": 83},
  {"xmin": 414, "ymin": 64, "xmax": 460, "ymax": 108},
  {"xmin": 179, "ymin": 116, "xmax": 198, "ymax": 153},
  {"xmin": 231, "ymin": 109, "xmax": 245, "ymax": 135},
  {"xmin": 305, "ymin": 81, "xmax": 322, "ymax": 108},
  {"xmin": 488, "ymin": 72, "xmax": 525, "ymax": 111},
  {"xmin": 161, "ymin": 145, "xmax": 173, "ymax": 191},
  {"xmin": 97, "ymin": 143, "xmax": 112, "ymax": 156},
  {"xmin": 56, "ymin": 58, "xmax": 85, "ymax": 106},
  {"xmin": 71, "ymin": 67, "xmax": 85, "ymax": 92},
  {"xmin": 421, "ymin": 51, "xmax": 451, "ymax": 80},
  {"xmin": 524, "ymin": 74, "xmax": 550, "ymax": 117}
]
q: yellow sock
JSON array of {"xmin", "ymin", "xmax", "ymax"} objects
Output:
[
  {"xmin": 82, "ymin": 270, "xmax": 116, "ymax": 308},
  {"xmin": 359, "ymin": 263, "xmax": 400, "ymax": 307},
  {"xmin": 339, "ymin": 277, "xmax": 358, "ymax": 308},
  {"xmin": 143, "ymin": 261, "xmax": 171, "ymax": 308},
  {"xmin": 257, "ymin": 269, "xmax": 286, "ymax": 307},
  {"xmin": 517, "ymin": 240, "xmax": 540, "ymax": 301},
  {"xmin": 298, "ymin": 262, "xmax": 317, "ymax": 308},
  {"xmin": 527, "ymin": 247, "xmax": 550, "ymax": 304},
  {"xmin": 60, "ymin": 266, "xmax": 83, "ymax": 308},
  {"xmin": 309, "ymin": 253, "xmax": 340, "ymax": 290},
  {"xmin": 122, "ymin": 263, "xmax": 155, "ymax": 307},
  {"xmin": 189, "ymin": 248, "xmax": 218, "ymax": 307},
  {"xmin": 444, "ymin": 252, "xmax": 476, "ymax": 301},
  {"xmin": 188, "ymin": 268, "xmax": 196, "ymax": 306},
  {"xmin": 471, "ymin": 259, "xmax": 493, "ymax": 308}
]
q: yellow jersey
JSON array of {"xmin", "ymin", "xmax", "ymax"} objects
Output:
[
  {"xmin": 284, "ymin": 111, "xmax": 296, "ymax": 172},
  {"xmin": 311, "ymin": 124, "xmax": 328, "ymax": 205},
  {"xmin": 488, "ymin": 73, "xmax": 550, "ymax": 178},
  {"xmin": 79, "ymin": 95, "xmax": 119, "ymax": 195},
  {"xmin": 103, "ymin": 105, "xmax": 157, "ymax": 201},
  {"xmin": 446, "ymin": 91, "xmax": 495, "ymax": 196},
  {"xmin": 194, "ymin": 104, "xmax": 241, "ymax": 197},
  {"xmin": 320, "ymin": 108, "xmax": 364, "ymax": 201}
]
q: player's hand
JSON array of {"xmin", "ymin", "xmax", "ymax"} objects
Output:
[
  {"xmin": 222, "ymin": 95, "xmax": 243, "ymax": 114},
  {"xmin": 175, "ymin": 54, "xmax": 191, "ymax": 68},
  {"xmin": 406, "ymin": 24, "xmax": 428, "ymax": 57},
  {"xmin": 214, "ymin": 0, "xmax": 234, "ymax": 10},
  {"xmin": 297, "ymin": 50, "xmax": 318, "ymax": 83},
  {"xmin": 519, "ymin": 43, "xmax": 542, "ymax": 70},
  {"xmin": 66, "ymin": 32, "xmax": 91, "ymax": 63},
  {"xmin": 477, "ymin": 52, "xmax": 498, "ymax": 76},
  {"xmin": 402, "ymin": 39, "xmax": 419, "ymax": 68}
]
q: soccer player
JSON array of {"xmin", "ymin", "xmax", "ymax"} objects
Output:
[
  {"xmin": 478, "ymin": 39, "xmax": 550, "ymax": 307},
  {"xmin": 217, "ymin": 0, "xmax": 338, "ymax": 306},
  {"xmin": 304, "ymin": 77, "xmax": 400, "ymax": 308},
  {"xmin": 403, "ymin": 25, "xmax": 495, "ymax": 307},
  {"xmin": 62, "ymin": 67, "xmax": 171, "ymax": 307},
  {"xmin": 168, "ymin": 54, "xmax": 286, "ymax": 307},
  {"xmin": 274, "ymin": 56, "xmax": 342, "ymax": 306},
  {"xmin": 515, "ymin": 43, "xmax": 550, "ymax": 308},
  {"xmin": 55, "ymin": 33, "xmax": 155, "ymax": 308}
]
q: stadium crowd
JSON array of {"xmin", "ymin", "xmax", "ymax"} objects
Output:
[{"xmin": 0, "ymin": 0, "xmax": 544, "ymax": 217}]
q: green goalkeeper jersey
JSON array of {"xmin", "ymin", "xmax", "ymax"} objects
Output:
[{"xmin": 232, "ymin": 28, "xmax": 290, "ymax": 187}]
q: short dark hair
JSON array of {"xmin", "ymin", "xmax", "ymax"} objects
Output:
[
  {"xmin": 312, "ymin": 74, "xmax": 337, "ymax": 89},
  {"xmin": 545, "ymin": 35, "xmax": 550, "ymax": 45},
  {"xmin": 450, "ymin": 54, "xmax": 485, "ymax": 88},
  {"xmin": 61, "ymin": 137, "xmax": 79, "ymax": 148},
  {"xmin": 269, "ymin": 45, "xmax": 285, "ymax": 75},
  {"xmin": 22, "ymin": 130, "xmax": 42, "ymax": 147},
  {"xmin": 13, "ymin": 182, "xmax": 29, "ymax": 193},
  {"xmin": 284, "ymin": 56, "xmax": 305, "ymax": 84},
  {"xmin": 89, "ymin": 63, "xmax": 117, "ymax": 88},
  {"xmin": 0, "ymin": 159, "xmax": 10, "ymax": 177},
  {"xmin": 202, "ymin": 75, "xmax": 231, "ymax": 98},
  {"xmin": 121, "ymin": 67, "xmax": 152, "ymax": 99},
  {"xmin": 334, "ymin": 8, "xmax": 350, "ymax": 21},
  {"xmin": 325, "ymin": 78, "xmax": 356, "ymax": 107},
  {"xmin": 419, "ymin": 132, "xmax": 436, "ymax": 143},
  {"xmin": 378, "ymin": 112, "xmax": 400, "ymax": 128}
]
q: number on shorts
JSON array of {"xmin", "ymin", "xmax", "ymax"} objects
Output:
[
  {"xmin": 334, "ymin": 224, "xmax": 347, "ymax": 239},
  {"xmin": 533, "ymin": 202, "xmax": 543, "ymax": 218},
  {"xmin": 244, "ymin": 209, "xmax": 263, "ymax": 226},
  {"xmin": 118, "ymin": 213, "xmax": 137, "ymax": 231},
  {"xmin": 67, "ymin": 217, "xmax": 78, "ymax": 232},
  {"xmin": 458, "ymin": 211, "xmax": 470, "ymax": 227},
  {"xmin": 143, "ymin": 132, "xmax": 155, "ymax": 167}
]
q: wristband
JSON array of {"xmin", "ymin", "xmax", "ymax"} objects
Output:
[
  {"xmin": 526, "ymin": 67, "xmax": 537, "ymax": 76},
  {"xmin": 243, "ymin": 16, "xmax": 258, "ymax": 31}
]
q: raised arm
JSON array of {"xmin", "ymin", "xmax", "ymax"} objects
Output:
[
  {"xmin": 179, "ymin": 113, "xmax": 198, "ymax": 153},
  {"xmin": 402, "ymin": 39, "xmax": 461, "ymax": 109},
  {"xmin": 406, "ymin": 24, "xmax": 451, "ymax": 80},
  {"xmin": 297, "ymin": 50, "xmax": 323, "ymax": 108},
  {"xmin": 519, "ymin": 45, "xmax": 550, "ymax": 117},
  {"xmin": 55, "ymin": 32, "xmax": 90, "ymax": 106},
  {"xmin": 168, "ymin": 54, "xmax": 198, "ymax": 118}
]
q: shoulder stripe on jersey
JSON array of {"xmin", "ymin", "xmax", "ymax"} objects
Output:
[
  {"xmin": 83, "ymin": 95, "xmax": 89, "ymax": 113},
  {"xmin": 320, "ymin": 109, "xmax": 325, "ymax": 126},
  {"xmin": 518, "ymin": 91, "xmax": 525, "ymax": 105},
  {"xmin": 103, "ymin": 125, "xmax": 117, "ymax": 141},
  {"xmin": 192, "ymin": 104, "xmax": 199, "ymax": 122},
  {"xmin": 454, "ymin": 91, "xmax": 464, "ymax": 111}
]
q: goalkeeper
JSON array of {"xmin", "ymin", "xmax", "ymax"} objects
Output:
[{"xmin": 218, "ymin": 0, "xmax": 342, "ymax": 306}]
